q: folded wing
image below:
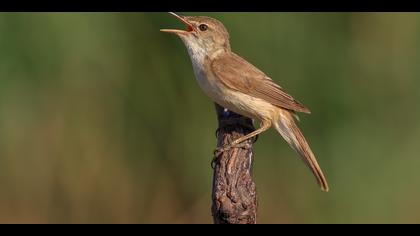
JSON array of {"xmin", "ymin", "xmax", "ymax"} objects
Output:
[{"xmin": 211, "ymin": 53, "xmax": 311, "ymax": 114}]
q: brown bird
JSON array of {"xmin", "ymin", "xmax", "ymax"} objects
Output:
[{"xmin": 161, "ymin": 13, "xmax": 329, "ymax": 191}]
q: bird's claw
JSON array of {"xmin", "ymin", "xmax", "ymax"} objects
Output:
[
  {"xmin": 251, "ymin": 134, "xmax": 259, "ymax": 144},
  {"xmin": 213, "ymin": 144, "xmax": 231, "ymax": 157},
  {"xmin": 211, "ymin": 142, "xmax": 252, "ymax": 169}
]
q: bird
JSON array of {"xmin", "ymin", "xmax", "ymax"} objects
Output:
[{"xmin": 161, "ymin": 12, "xmax": 329, "ymax": 192}]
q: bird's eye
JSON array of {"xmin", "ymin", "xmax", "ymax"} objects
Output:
[{"xmin": 199, "ymin": 24, "xmax": 208, "ymax": 31}]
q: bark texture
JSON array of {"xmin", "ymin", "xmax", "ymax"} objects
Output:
[{"xmin": 211, "ymin": 104, "xmax": 257, "ymax": 224}]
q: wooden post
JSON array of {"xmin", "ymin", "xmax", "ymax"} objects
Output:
[{"xmin": 211, "ymin": 104, "xmax": 258, "ymax": 224}]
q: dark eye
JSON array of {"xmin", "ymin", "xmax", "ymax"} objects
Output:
[{"xmin": 199, "ymin": 24, "xmax": 208, "ymax": 31}]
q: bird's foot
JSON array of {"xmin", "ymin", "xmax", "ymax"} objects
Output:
[{"xmin": 211, "ymin": 141, "xmax": 252, "ymax": 169}]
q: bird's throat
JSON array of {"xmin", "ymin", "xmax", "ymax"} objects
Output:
[{"xmin": 181, "ymin": 38, "xmax": 208, "ymax": 78}]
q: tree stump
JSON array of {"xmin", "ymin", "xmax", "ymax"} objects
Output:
[{"xmin": 211, "ymin": 104, "xmax": 258, "ymax": 224}]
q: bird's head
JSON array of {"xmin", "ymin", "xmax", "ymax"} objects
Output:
[{"xmin": 161, "ymin": 12, "xmax": 231, "ymax": 54}]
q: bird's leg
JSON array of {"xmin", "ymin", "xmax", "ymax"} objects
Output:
[
  {"xmin": 231, "ymin": 120, "xmax": 271, "ymax": 146},
  {"xmin": 214, "ymin": 120, "xmax": 271, "ymax": 157}
]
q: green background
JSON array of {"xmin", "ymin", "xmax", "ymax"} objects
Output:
[{"xmin": 0, "ymin": 12, "xmax": 419, "ymax": 223}]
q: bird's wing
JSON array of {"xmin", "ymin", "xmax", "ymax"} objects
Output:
[{"xmin": 211, "ymin": 52, "xmax": 311, "ymax": 114}]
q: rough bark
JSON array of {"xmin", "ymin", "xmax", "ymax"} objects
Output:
[{"xmin": 211, "ymin": 104, "xmax": 257, "ymax": 224}]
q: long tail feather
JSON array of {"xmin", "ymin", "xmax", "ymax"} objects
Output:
[{"xmin": 274, "ymin": 110, "xmax": 329, "ymax": 192}]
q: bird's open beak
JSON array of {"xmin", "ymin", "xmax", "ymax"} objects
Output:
[{"xmin": 160, "ymin": 12, "xmax": 195, "ymax": 35}]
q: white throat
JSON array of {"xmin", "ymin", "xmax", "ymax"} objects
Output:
[{"xmin": 181, "ymin": 38, "xmax": 207, "ymax": 78}]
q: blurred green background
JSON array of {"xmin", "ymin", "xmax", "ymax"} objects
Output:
[{"xmin": 0, "ymin": 12, "xmax": 420, "ymax": 223}]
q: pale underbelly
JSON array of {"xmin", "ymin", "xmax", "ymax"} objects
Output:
[
  {"xmin": 196, "ymin": 74, "xmax": 278, "ymax": 121},
  {"xmin": 214, "ymin": 89, "xmax": 277, "ymax": 121}
]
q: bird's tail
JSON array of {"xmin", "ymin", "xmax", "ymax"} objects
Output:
[{"xmin": 273, "ymin": 111, "xmax": 329, "ymax": 192}]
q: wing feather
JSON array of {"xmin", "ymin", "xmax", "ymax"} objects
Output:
[{"xmin": 211, "ymin": 53, "xmax": 311, "ymax": 114}]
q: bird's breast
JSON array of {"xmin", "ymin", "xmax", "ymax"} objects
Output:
[
  {"xmin": 185, "ymin": 45, "xmax": 277, "ymax": 121},
  {"xmin": 193, "ymin": 64, "xmax": 221, "ymax": 100},
  {"xmin": 187, "ymin": 50, "xmax": 221, "ymax": 99}
]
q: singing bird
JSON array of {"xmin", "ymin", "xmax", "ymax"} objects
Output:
[{"xmin": 161, "ymin": 13, "xmax": 329, "ymax": 191}]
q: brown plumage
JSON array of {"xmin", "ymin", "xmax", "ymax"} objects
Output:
[
  {"xmin": 211, "ymin": 52, "xmax": 311, "ymax": 114},
  {"xmin": 161, "ymin": 13, "xmax": 329, "ymax": 191}
]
